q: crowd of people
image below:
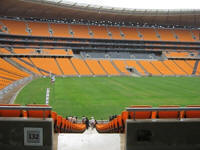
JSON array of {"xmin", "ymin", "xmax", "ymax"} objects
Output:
[{"xmin": 66, "ymin": 116, "xmax": 97, "ymax": 129}]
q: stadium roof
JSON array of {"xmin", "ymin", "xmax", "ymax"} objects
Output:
[{"xmin": 0, "ymin": 0, "xmax": 200, "ymax": 27}]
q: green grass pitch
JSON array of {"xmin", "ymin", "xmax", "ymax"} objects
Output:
[{"xmin": 15, "ymin": 76, "xmax": 200, "ymax": 119}]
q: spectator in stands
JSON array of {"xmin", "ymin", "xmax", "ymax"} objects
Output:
[
  {"xmin": 82, "ymin": 116, "xmax": 86, "ymax": 124},
  {"xmin": 109, "ymin": 116, "xmax": 112, "ymax": 121},
  {"xmin": 68, "ymin": 116, "xmax": 72, "ymax": 122},
  {"xmin": 72, "ymin": 116, "xmax": 77, "ymax": 123},
  {"xmin": 90, "ymin": 117, "xmax": 96, "ymax": 129},
  {"xmin": 85, "ymin": 117, "xmax": 89, "ymax": 129}
]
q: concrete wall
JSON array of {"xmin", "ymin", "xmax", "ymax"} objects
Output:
[
  {"xmin": 0, "ymin": 117, "xmax": 53, "ymax": 150},
  {"xmin": 126, "ymin": 119, "xmax": 200, "ymax": 150}
]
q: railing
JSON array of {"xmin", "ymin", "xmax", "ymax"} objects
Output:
[
  {"xmin": 0, "ymin": 105, "xmax": 52, "ymax": 119},
  {"xmin": 126, "ymin": 107, "xmax": 200, "ymax": 111}
]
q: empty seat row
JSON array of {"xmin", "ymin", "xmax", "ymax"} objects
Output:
[
  {"xmin": 96, "ymin": 105, "xmax": 200, "ymax": 133},
  {"xmin": 0, "ymin": 104, "xmax": 86, "ymax": 133},
  {"xmin": 7, "ymin": 58, "xmax": 199, "ymax": 77},
  {"xmin": 1, "ymin": 19, "xmax": 199, "ymax": 41}
]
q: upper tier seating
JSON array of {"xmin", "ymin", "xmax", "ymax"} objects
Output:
[
  {"xmin": 107, "ymin": 27, "xmax": 123, "ymax": 39},
  {"xmin": 89, "ymin": 26, "xmax": 110, "ymax": 39},
  {"xmin": 1, "ymin": 19, "xmax": 199, "ymax": 42},
  {"xmin": 0, "ymin": 48, "xmax": 11, "ymax": 54},
  {"xmin": 49, "ymin": 23, "xmax": 72, "ymax": 37},
  {"xmin": 139, "ymin": 28, "xmax": 159, "ymax": 40},
  {"xmin": 28, "ymin": 22, "xmax": 50, "ymax": 36},
  {"xmin": 14, "ymin": 48, "xmax": 35, "ymax": 54},
  {"xmin": 120, "ymin": 27, "xmax": 141, "ymax": 40},
  {"xmin": 1, "ymin": 20, "xmax": 28, "ymax": 35},
  {"xmin": 42, "ymin": 49, "xmax": 67, "ymax": 55},
  {"xmin": 157, "ymin": 29, "xmax": 177, "ymax": 41},
  {"xmin": 70, "ymin": 24, "xmax": 91, "ymax": 38},
  {"xmin": 174, "ymin": 29, "xmax": 195, "ymax": 41},
  {"xmin": 191, "ymin": 30, "xmax": 200, "ymax": 41},
  {"xmin": 165, "ymin": 51, "xmax": 192, "ymax": 58}
]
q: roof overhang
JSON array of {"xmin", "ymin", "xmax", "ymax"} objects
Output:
[{"xmin": 0, "ymin": 0, "xmax": 200, "ymax": 27}]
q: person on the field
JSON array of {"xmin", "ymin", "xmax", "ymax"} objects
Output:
[{"xmin": 51, "ymin": 75, "xmax": 56, "ymax": 84}]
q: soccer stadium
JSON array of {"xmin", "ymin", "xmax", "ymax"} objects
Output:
[{"xmin": 0, "ymin": 0, "xmax": 200, "ymax": 149}]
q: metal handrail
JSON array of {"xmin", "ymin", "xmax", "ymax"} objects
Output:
[
  {"xmin": 0, "ymin": 106, "xmax": 52, "ymax": 110},
  {"xmin": 126, "ymin": 107, "xmax": 200, "ymax": 111}
]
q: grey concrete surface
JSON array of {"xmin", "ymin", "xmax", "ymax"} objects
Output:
[
  {"xmin": 126, "ymin": 119, "xmax": 200, "ymax": 150},
  {"xmin": 0, "ymin": 117, "xmax": 53, "ymax": 150}
]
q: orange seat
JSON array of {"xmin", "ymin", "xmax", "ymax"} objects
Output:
[
  {"xmin": 185, "ymin": 105, "xmax": 200, "ymax": 118},
  {"xmin": 51, "ymin": 111, "xmax": 57, "ymax": 122},
  {"xmin": 0, "ymin": 104, "xmax": 22, "ymax": 117},
  {"xmin": 26, "ymin": 104, "xmax": 51, "ymax": 118},
  {"xmin": 117, "ymin": 115, "xmax": 123, "ymax": 133},
  {"xmin": 129, "ymin": 105, "xmax": 152, "ymax": 119},
  {"xmin": 157, "ymin": 105, "xmax": 180, "ymax": 119},
  {"xmin": 113, "ymin": 118, "xmax": 118, "ymax": 132},
  {"xmin": 61, "ymin": 118, "xmax": 66, "ymax": 133},
  {"xmin": 56, "ymin": 115, "xmax": 62, "ymax": 133},
  {"xmin": 121, "ymin": 111, "xmax": 129, "ymax": 128},
  {"xmin": 65, "ymin": 120, "xmax": 70, "ymax": 132}
]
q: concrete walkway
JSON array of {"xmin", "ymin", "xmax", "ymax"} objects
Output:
[{"xmin": 57, "ymin": 128, "xmax": 124, "ymax": 150}]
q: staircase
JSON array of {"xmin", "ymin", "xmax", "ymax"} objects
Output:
[
  {"xmin": 149, "ymin": 61, "xmax": 163, "ymax": 75},
  {"xmin": 54, "ymin": 58, "xmax": 64, "ymax": 75},
  {"xmin": 28, "ymin": 58, "xmax": 52, "ymax": 75},
  {"xmin": 69, "ymin": 59, "xmax": 80, "ymax": 75},
  {"xmin": 98, "ymin": 60, "xmax": 108, "ymax": 75},
  {"xmin": 83, "ymin": 59, "xmax": 94, "ymax": 75},
  {"xmin": 57, "ymin": 128, "xmax": 122, "ymax": 150},
  {"xmin": 192, "ymin": 60, "xmax": 199, "ymax": 75},
  {"xmin": 161, "ymin": 61, "xmax": 175, "ymax": 75},
  {"xmin": 3, "ymin": 57, "xmax": 34, "ymax": 75},
  {"xmin": 136, "ymin": 61, "xmax": 149, "ymax": 76},
  {"xmin": 110, "ymin": 60, "xmax": 123, "ymax": 75},
  {"xmin": 172, "ymin": 60, "xmax": 188, "ymax": 75}
]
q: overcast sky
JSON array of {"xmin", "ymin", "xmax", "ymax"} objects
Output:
[{"xmin": 60, "ymin": 0, "xmax": 200, "ymax": 9}]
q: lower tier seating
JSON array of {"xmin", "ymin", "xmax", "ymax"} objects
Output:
[
  {"xmin": 2, "ymin": 58, "xmax": 199, "ymax": 80},
  {"xmin": 96, "ymin": 105, "xmax": 200, "ymax": 133},
  {"xmin": 0, "ymin": 104, "xmax": 86, "ymax": 133}
]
